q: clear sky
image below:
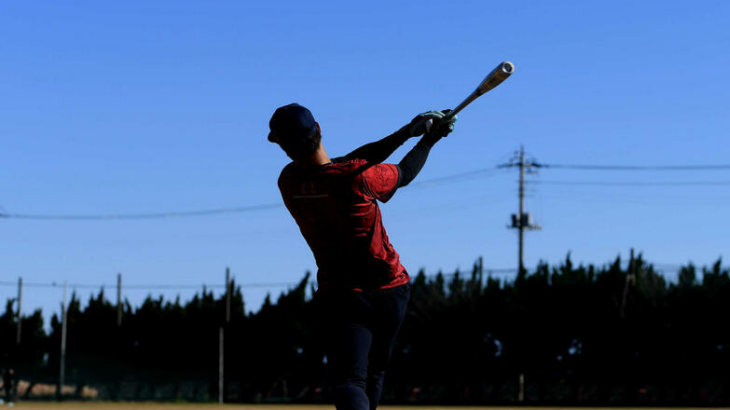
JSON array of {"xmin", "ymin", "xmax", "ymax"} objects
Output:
[{"xmin": 2, "ymin": 0, "xmax": 729, "ymax": 322}]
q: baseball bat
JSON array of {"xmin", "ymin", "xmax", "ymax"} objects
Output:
[
  {"xmin": 446, "ymin": 61, "xmax": 514, "ymax": 120},
  {"xmin": 425, "ymin": 61, "xmax": 514, "ymax": 133}
]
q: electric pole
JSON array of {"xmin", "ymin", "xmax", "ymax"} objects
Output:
[
  {"xmin": 620, "ymin": 248, "xmax": 636, "ymax": 319},
  {"xmin": 220, "ymin": 267, "xmax": 231, "ymax": 404},
  {"xmin": 59, "ymin": 281, "xmax": 68, "ymax": 400},
  {"xmin": 225, "ymin": 267, "xmax": 231, "ymax": 324},
  {"xmin": 117, "ymin": 273, "xmax": 123, "ymax": 327},
  {"xmin": 16, "ymin": 277, "xmax": 22, "ymax": 345},
  {"xmin": 500, "ymin": 146, "xmax": 541, "ymax": 274}
]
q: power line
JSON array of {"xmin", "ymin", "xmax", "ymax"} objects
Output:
[
  {"xmin": 530, "ymin": 180, "xmax": 730, "ymax": 187},
  {"xmin": 0, "ymin": 203, "xmax": 284, "ymax": 221},
  {"xmin": 0, "ymin": 265, "xmax": 523, "ymax": 292},
  {"xmin": 3, "ymin": 263, "xmax": 722, "ymax": 296},
  {"xmin": 439, "ymin": 268, "xmax": 517, "ymax": 276},
  {"xmin": 0, "ymin": 280, "xmax": 302, "ymax": 290},
  {"xmin": 3, "ymin": 161, "xmax": 728, "ymax": 221},
  {"xmin": 542, "ymin": 164, "xmax": 730, "ymax": 171},
  {"xmin": 0, "ymin": 167, "xmax": 509, "ymax": 221},
  {"xmin": 389, "ymin": 195, "xmax": 509, "ymax": 225},
  {"xmin": 410, "ymin": 167, "xmax": 509, "ymax": 188},
  {"xmin": 538, "ymin": 191, "xmax": 729, "ymax": 205}
]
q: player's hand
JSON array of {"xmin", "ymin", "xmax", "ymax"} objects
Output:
[
  {"xmin": 405, "ymin": 110, "xmax": 447, "ymax": 137},
  {"xmin": 424, "ymin": 109, "xmax": 457, "ymax": 143},
  {"xmin": 434, "ymin": 109, "xmax": 457, "ymax": 136},
  {"xmin": 419, "ymin": 109, "xmax": 456, "ymax": 146}
]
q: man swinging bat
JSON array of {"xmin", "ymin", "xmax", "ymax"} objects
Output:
[
  {"xmin": 269, "ymin": 103, "xmax": 455, "ymax": 410},
  {"xmin": 268, "ymin": 62, "xmax": 513, "ymax": 410}
]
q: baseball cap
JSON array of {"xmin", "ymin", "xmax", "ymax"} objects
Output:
[{"xmin": 268, "ymin": 103, "xmax": 318, "ymax": 144}]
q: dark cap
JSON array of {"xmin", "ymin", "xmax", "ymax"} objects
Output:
[{"xmin": 268, "ymin": 103, "xmax": 318, "ymax": 144}]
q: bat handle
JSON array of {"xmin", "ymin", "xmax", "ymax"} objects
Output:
[
  {"xmin": 445, "ymin": 95, "xmax": 475, "ymax": 121},
  {"xmin": 443, "ymin": 107, "xmax": 461, "ymax": 121}
]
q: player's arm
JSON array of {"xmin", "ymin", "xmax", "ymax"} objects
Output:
[
  {"xmin": 358, "ymin": 111, "xmax": 456, "ymax": 203},
  {"xmin": 396, "ymin": 110, "xmax": 456, "ymax": 187},
  {"xmin": 337, "ymin": 111, "xmax": 447, "ymax": 164}
]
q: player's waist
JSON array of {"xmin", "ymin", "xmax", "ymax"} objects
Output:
[{"xmin": 315, "ymin": 265, "xmax": 409, "ymax": 293}]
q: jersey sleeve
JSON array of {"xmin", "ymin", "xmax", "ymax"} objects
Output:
[{"xmin": 358, "ymin": 163, "xmax": 401, "ymax": 203}]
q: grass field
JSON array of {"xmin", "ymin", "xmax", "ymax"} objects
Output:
[{"xmin": 7, "ymin": 404, "xmax": 730, "ymax": 410}]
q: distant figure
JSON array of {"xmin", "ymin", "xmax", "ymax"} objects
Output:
[
  {"xmin": 2, "ymin": 368, "xmax": 15, "ymax": 406},
  {"xmin": 269, "ymin": 103, "xmax": 456, "ymax": 410}
]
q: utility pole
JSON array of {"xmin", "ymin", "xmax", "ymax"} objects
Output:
[
  {"xmin": 219, "ymin": 327, "xmax": 224, "ymax": 404},
  {"xmin": 518, "ymin": 373, "xmax": 525, "ymax": 403},
  {"xmin": 116, "ymin": 273, "xmax": 123, "ymax": 327},
  {"xmin": 219, "ymin": 267, "xmax": 231, "ymax": 404},
  {"xmin": 500, "ymin": 146, "xmax": 541, "ymax": 274},
  {"xmin": 16, "ymin": 277, "xmax": 22, "ymax": 345},
  {"xmin": 59, "ymin": 281, "xmax": 68, "ymax": 400},
  {"xmin": 620, "ymin": 249, "xmax": 636, "ymax": 319},
  {"xmin": 225, "ymin": 267, "xmax": 231, "ymax": 324}
]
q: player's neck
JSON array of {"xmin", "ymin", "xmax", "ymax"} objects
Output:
[{"xmin": 297, "ymin": 143, "xmax": 331, "ymax": 167}]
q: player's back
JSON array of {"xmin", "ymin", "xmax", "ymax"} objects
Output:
[{"xmin": 277, "ymin": 158, "xmax": 407, "ymax": 291}]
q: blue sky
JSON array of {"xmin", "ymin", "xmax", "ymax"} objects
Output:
[{"xmin": 2, "ymin": 0, "xmax": 729, "ymax": 322}]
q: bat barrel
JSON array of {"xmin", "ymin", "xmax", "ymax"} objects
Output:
[
  {"xmin": 443, "ymin": 61, "xmax": 515, "ymax": 121},
  {"xmin": 476, "ymin": 61, "xmax": 514, "ymax": 95}
]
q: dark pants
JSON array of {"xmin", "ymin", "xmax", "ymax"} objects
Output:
[
  {"xmin": 316, "ymin": 283, "xmax": 410, "ymax": 410},
  {"xmin": 3, "ymin": 383, "xmax": 14, "ymax": 403}
]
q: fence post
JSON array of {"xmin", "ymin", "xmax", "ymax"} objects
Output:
[
  {"xmin": 16, "ymin": 277, "xmax": 22, "ymax": 345},
  {"xmin": 117, "ymin": 273, "xmax": 123, "ymax": 327},
  {"xmin": 225, "ymin": 267, "xmax": 231, "ymax": 324},
  {"xmin": 219, "ymin": 327, "xmax": 224, "ymax": 404},
  {"xmin": 518, "ymin": 373, "xmax": 525, "ymax": 402},
  {"xmin": 59, "ymin": 281, "xmax": 68, "ymax": 400}
]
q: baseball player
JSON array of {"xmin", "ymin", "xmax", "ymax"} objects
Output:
[{"xmin": 269, "ymin": 103, "xmax": 456, "ymax": 410}]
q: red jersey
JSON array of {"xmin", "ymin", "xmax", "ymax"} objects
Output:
[{"xmin": 278, "ymin": 158, "xmax": 410, "ymax": 293}]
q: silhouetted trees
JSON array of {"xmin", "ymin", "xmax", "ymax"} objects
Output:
[{"xmin": 2, "ymin": 254, "xmax": 729, "ymax": 405}]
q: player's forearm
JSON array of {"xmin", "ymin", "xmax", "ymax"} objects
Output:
[
  {"xmin": 344, "ymin": 127, "xmax": 410, "ymax": 164},
  {"xmin": 396, "ymin": 135, "xmax": 441, "ymax": 187}
]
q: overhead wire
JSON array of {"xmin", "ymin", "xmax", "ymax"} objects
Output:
[
  {"xmin": 541, "ymin": 164, "xmax": 730, "ymax": 171},
  {"xmin": 409, "ymin": 166, "xmax": 510, "ymax": 188},
  {"xmin": 529, "ymin": 180, "xmax": 730, "ymax": 187},
  {"xmin": 537, "ymin": 191, "xmax": 729, "ymax": 206},
  {"xmin": 0, "ymin": 280, "xmax": 302, "ymax": 290},
  {"xmin": 0, "ymin": 166, "xmax": 512, "ymax": 221},
  {"xmin": 5, "ymin": 161, "xmax": 728, "ymax": 221},
  {"xmin": 4, "ymin": 160, "xmax": 729, "ymax": 221},
  {"xmin": 0, "ymin": 267, "xmax": 521, "ymax": 292},
  {"xmin": 388, "ymin": 195, "xmax": 510, "ymax": 224},
  {"xmin": 527, "ymin": 162, "xmax": 730, "ymax": 207},
  {"xmin": 4, "ymin": 259, "xmax": 723, "ymax": 294},
  {"xmin": 4, "ymin": 157, "xmax": 727, "ymax": 306},
  {"xmin": 0, "ymin": 203, "xmax": 284, "ymax": 221}
]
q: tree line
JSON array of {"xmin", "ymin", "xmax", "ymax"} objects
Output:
[{"xmin": 1, "ymin": 253, "xmax": 729, "ymax": 405}]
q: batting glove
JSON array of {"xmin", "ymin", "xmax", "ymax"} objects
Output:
[
  {"xmin": 430, "ymin": 109, "xmax": 457, "ymax": 137},
  {"xmin": 405, "ymin": 110, "xmax": 448, "ymax": 137}
]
